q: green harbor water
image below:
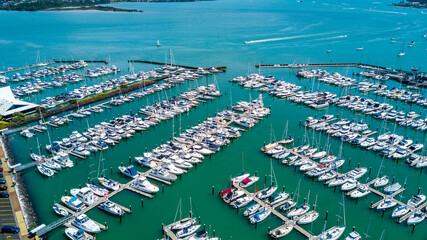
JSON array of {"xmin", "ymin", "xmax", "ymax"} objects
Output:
[{"xmin": 1, "ymin": 0, "xmax": 426, "ymax": 239}]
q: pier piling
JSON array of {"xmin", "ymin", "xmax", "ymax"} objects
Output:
[
  {"xmin": 325, "ymin": 211, "xmax": 328, "ymax": 221},
  {"xmin": 162, "ymin": 184, "xmax": 165, "ymax": 192},
  {"xmin": 141, "ymin": 199, "xmax": 143, "ymax": 207},
  {"xmin": 212, "ymin": 186, "xmax": 214, "ymax": 195}
]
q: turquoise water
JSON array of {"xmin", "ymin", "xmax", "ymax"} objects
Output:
[{"xmin": 1, "ymin": 0, "xmax": 426, "ymax": 239}]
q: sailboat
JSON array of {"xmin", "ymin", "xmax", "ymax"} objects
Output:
[
  {"xmin": 156, "ymin": 40, "xmax": 161, "ymax": 47},
  {"xmin": 256, "ymin": 160, "xmax": 278, "ymax": 199},
  {"xmin": 297, "ymin": 194, "xmax": 319, "ymax": 225},
  {"xmin": 317, "ymin": 194, "xmax": 346, "ymax": 240}
]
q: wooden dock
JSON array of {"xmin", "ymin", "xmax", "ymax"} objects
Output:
[{"xmin": 0, "ymin": 61, "xmax": 55, "ymax": 74}]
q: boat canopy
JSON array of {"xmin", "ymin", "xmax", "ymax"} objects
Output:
[
  {"xmin": 219, "ymin": 188, "xmax": 235, "ymax": 196},
  {"xmin": 241, "ymin": 178, "xmax": 250, "ymax": 184}
]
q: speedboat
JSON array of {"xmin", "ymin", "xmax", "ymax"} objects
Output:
[
  {"xmin": 373, "ymin": 176, "xmax": 389, "ymax": 188},
  {"xmin": 61, "ymin": 196, "xmax": 86, "ymax": 212},
  {"xmin": 86, "ymin": 184, "xmax": 109, "ymax": 197},
  {"xmin": 297, "ymin": 211, "xmax": 319, "ymax": 225},
  {"xmin": 249, "ymin": 208, "xmax": 271, "ymax": 224},
  {"xmin": 266, "ymin": 192, "xmax": 289, "ymax": 205},
  {"xmin": 384, "ymin": 183, "xmax": 401, "ymax": 194},
  {"xmin": 118, "ymin": 165, "xmax": 139, "ymax": 178},
  {"xmin": 171, "ymin": 218, "xmax": 197, "ymax": 230},
  {"xmin": 288, "ymin": 205, "xmax": 310, "ymax": 218},
  {"xmin": 407, "ymin": 195, "xmax": 426, "ymax": 208},
  {"xmin": 239, "ymin": 176, "xmax": 259, "ymax": 188},
  {"xmin": 131, "ymin": 176, "xmax": 159, "ymax": 193},
  {"xmin": 256, "ymin": 186, "xmax": 278, "ymax": 199},
  {"xmin": 318, "ymin": 226, "xmax": 345, "ymax": 240},
  {"xmin": 149, "ymin": 167, "xmax": 177, "ymax": 181},
  {"xmin": 71, "ymin": 214, "xmax": 101, "ymax": 233},
  {"xmin": 280, "ymin": 200, "xmax": 297, "ymax": 212},
  {"xmin": 98, "ymin": 177, "xmax": 120, "ymax": 191},
  {"xmin": 53, "ymin": 203, "xmax": 69, "ymax": 216},
  {"xmin": 70, "ymin": 187, "xmax": 99, "ymax": 206},
  {"xmin": 376, "ymin": 198, "xmax": 397, "ymax": 210},
  {"xmin": 345, "ymin": 231, "xmax": 361, "ymax": 240},
  {"xmin": 98, "ymin": 201, "xmax": 124, "ymax": 216},
  {"xmin": 176, "ymin": 225, "xmax": 201, "ymax": 238},
  {"xmin": 64, "ymin": 228, "xmax": 94, "ymax": 240},
  {"xmin": 231, "ymin": 196, "xmax": 253, "ymax": 209},
  {"xmin": 392, "ymin": 205, "xmax": 410, "ymax": 218},
  {"xmin": 269, "ymin": 223, "xmax": 293, "ymax": 238},
  {"xmin": 407, "ymin": 212, "xmax": 425, "ymax": 225},
  {"xmin": 350, "ymin": 185, "xmax": 371, "ymax": 198}
]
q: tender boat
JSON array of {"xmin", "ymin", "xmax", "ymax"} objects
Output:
[
  {"xmin": 71, "ymin": 214, "xmax": 101, "ymax": 233},
  {"xmin": 171, "ymin": 218, "xmax": 197, "ymax": 230},
  {"xmin": 249, "ymin": 208, "xmax": 271, "ymax": 224},
  {"xmin": 98, "ymin": 201, "xmax": 124, "ymax": 216},
  {"xmin": 130, "ymin": 176, "xmax": 159, "ymax": 193},
  {"xmin": 176, "ymin": 224, "xmax": 201, "ymax": 238},
  {"xmin": 64, "ymin": 228, "xmax": 94, "ymax": 240},
  {"xmin": 98, "ymin": 177, "xmax": 120, "ymax": 191},
  {"xmin": 118, "ymin": 165, "xmax": 138, "ymax": 178},
  {"xmin": 61, "ymin": 196, "xmax": 86, "ymax": 212},
  {"xmin": 53, "ymin": 203, "xmax": 69, "ymax": 216},
  {"xmin": 392, "ymin": 205, "xmax": 410, "ymax": 218}
]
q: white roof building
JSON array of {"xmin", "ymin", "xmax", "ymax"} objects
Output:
[{"xmin": 0, "ymin": 86, "xmax": 39, "ymax": 118}]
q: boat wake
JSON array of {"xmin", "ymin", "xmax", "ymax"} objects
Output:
[
  {"xmin": 365, "ymin": 9, "xmax": 408, "ymax": 15},
  {"xmin": 245, "ymin": 33, "xmax": 346, "ymax": 44},
  {"xmin": 246, "ymin": 33, "xmax": 340, "ymax": 44}
]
